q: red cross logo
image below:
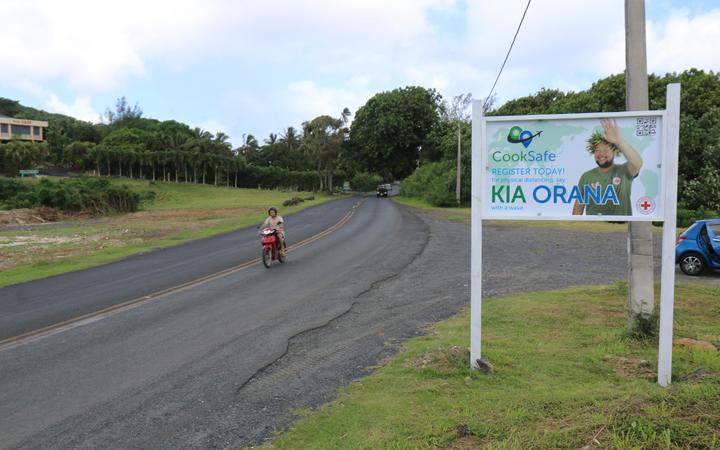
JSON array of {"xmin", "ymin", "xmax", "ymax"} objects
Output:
[{"xmin": 636, "ymin": 196, "xmax": 656, "ymax": 215}]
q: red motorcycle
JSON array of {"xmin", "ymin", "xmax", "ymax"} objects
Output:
[{"xmin": 260, "ymin": 228, "xmax": 285, "ymax": 268}]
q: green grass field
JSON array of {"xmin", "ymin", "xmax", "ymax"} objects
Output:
[
  {"xmin": 267, "ymin": 282, "xmax": 720, "ymax": 449},
  {"xmin": 0, "ymin": 178, "xmax": 333, "ymax": 287}
]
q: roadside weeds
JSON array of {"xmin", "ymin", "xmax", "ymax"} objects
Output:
[{"xmin": 265, "ymin": 283, "xmax": 720, "ymax": 449}]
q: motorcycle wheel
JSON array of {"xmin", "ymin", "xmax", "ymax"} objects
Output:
[
  {"xmin": 278, "ymin": 246, "xmax": 285, "ymax": 263},
  {"xmin": 262, "ymin": 247, "xmax": 272, "ymax": 268}
]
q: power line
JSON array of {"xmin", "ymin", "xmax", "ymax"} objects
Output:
[{"xmin": 483, "ymin": 0, "xmax": 532, "ymax": 110}]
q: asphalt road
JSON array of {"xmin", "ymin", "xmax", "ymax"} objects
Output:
[
  {"xmin": 0, "ymin": 196, "xmax": 360, "ymax": 341},
  {"xmin": 1, "ymin": 197, "xmax": 717, "ymax": 449}
]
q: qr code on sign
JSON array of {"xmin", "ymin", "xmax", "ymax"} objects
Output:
[{"xmin": 635, "ymin": 117, "xmax": 657, "ymax": 136}]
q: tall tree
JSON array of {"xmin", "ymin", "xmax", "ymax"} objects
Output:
[
  {"xmin": 349, "ymin": 86, "xmax": 442, "ymax": 180},
  {"xmin": 301, "ymin": 111, "xmax": 348, "ymax": 192}
]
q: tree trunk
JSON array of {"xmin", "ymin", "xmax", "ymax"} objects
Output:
[
  {"xmin": 214, "ymin": 167, "xmax": 218, "ymax": 186},
  {"xmin": 130, "ymin": 164, "xmax": 133, "ymax": 179},
  {"xmin": 234, "ymin": 168, "xmax": 238, "ymax": 188},
  {"xmin": 139, "ymin": 164, "xmax": 143, "ymax": 179},
  {"xmin": 152, "ymin": 166, "xmax": 156, "ymax": 181},
  {"xmin": 193, "ymin": 165, "xmax": 197, "ymax": 184},
  {"xmin": 119, "ymin": 161, "xmax": 122, "ymax": 177}
]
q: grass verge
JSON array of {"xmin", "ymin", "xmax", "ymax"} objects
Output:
[
  {"xmin": 267, "ymin": 282, "xmax": 720, "ymax": 449},
  {"xmin": 0, "ymin": 179, "xmax": 334, "ymax": 287}
]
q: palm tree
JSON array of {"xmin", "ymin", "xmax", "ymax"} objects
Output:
[
  {"xmin": 233, "ymin": 157, "xmax": 240, "ymax": 188},
  {"xmin": 88, "ymin": 146, "xmax": 101, "ymax": 176},
  {"xmin": 127, "ymin": 148, "xmax": 137, "ymax": 179},
  {"xmin": 172, "ymin": 151, "xmax": 181, "ymax": 183},
  {"xmin": 240, "ymin": 133, "xmax": 259, "ymax": 159},
  {"xmin": 137, "ymin": 150, "xmax": 146, "ymax": 179},
  {"xmin": 189, "ymin": 151, "xmax": 199, "ymax": 183},
  {"xmin": 265, "ymin": 133, "xmax": 278, "ymax": 145},
  {"xmin": 279, "ymin": 126, "xmax": 299, "ymax": 151},
  {"xmin": 192, "ymin": 127, "xmax": 213, "ymax": 140},
  {"xmin": 199, "ymin": 153, "xmax": 207, "ymax": 184},
  {"xmin": 159, "ymin": 152, "xmax": 168, "ymax": 181},
  {"xmin": 104, "ymin": 147, "xmax": 112, "ymax": 176}
]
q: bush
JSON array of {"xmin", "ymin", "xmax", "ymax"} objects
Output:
[
  {"xmin": 350, "ymin": 172, "xmax": 383, "ymax": 192},
  {"xmin": 401, "ymin": 160, "xmax": 458, "ymax": 206},
  {"xmin": 680, "ymin": 166, "xmax": 720, "ymax": 211},
  {"xmin": 0, "ymin": 177, "xmax": 139, "ymax": 214},
  {"xmin": 676, "ymin": 207, "xmax": 720, "ymax": 228},
  {"xmin": 282, "ymin": 196, "xmax": 305, "ymax": 207}
]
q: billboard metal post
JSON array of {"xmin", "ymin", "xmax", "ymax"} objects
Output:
[
  {"xmin": 470, "ymin": 100, "xmax": 485, "ymax": 367},
  {"xmin": 657, "ymin": 83, "xmax": 681, "ymax": 386}
]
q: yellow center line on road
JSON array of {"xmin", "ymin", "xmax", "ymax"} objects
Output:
[{"xmin": 0, "ymin": 200, "xmax": 364, "ymax": 351}]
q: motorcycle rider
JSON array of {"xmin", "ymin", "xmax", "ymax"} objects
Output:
[{"xmin": 260, "ymin": 207, "xmax": 286, "ymax": 256}]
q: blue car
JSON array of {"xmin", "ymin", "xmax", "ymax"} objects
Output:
[{"xmin": 675, "ymin": 219, "xmax": 720, "ymax": 275}]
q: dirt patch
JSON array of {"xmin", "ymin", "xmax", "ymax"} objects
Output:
[
  {"xmin": 405, "ymin": 346, "xmax": 468, "ymax": 374},
  {"xmin": 0, "ymin": 208, "xmax": 77, "ymax": 226},
  {"xmin": 440, "ymin": 435, "xmax": 480, "ymax": 449},
  {"xmin": 0, "ymin": 235, "xmax": 86, "ymax": 248},
  {"xmin": 121, "ymin": 208, "xmax": 255, "ymax": 223},
  {"xmin": 602, "ymin": 354, "xmax": 655, "ymax": 379}
]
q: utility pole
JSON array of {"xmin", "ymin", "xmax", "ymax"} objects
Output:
[
  {"xmin": 625, "ymin": 0, "xmax": 655, "ymax": 327},
  {"xmin": 456, "ymin": 124, "xmax": 462, "ymax": 204}
]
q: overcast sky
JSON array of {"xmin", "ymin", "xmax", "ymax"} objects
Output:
[{"xmin": 2, "ymin": 0, "xmax": 719, "ymax": 146}]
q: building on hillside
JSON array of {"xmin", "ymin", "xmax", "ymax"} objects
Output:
[{"xmin": 0, "ymin": 116, "xmax": 49, "ymax": 142}]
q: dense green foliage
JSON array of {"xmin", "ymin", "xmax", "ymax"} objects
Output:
[
  {"xmin": 0, "ymin": 177, "xmax": 140, "ymax": 213},
  {"xmin": 401, "ymin": 160, "xmax": 469, "ymax": 207},
  {"xmin": 0, "ymin": 140, "xmax": 50, "ymax": 175},
  {"xmin": 349, "ymin": 86, "xmax": 443, "ymax": 180},
  {"xmin": 349, "ymin": 171, "xmax": 383, "ymax": 192}
]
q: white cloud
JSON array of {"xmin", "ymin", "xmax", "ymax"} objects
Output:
[
  {"xmin": 647, "ymin": 8, "xmax": 720, "ymax": 73},
  {"xmin": 45, "ymin": 94, "xmax": 99, "ymax": 122},
  {"xmin": 216, "ymin": 79, "xmax": 371, "ymax": 146},
  {"xmin": 2, "ymin": 0, "xmax": 719, "ymax": 138},
  {"xmin": 0, "ymin": 0, "xmax": 218, "ymax": 91}
]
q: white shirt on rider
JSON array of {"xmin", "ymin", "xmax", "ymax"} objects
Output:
[{"xmin": 262, "ymin": 215, "xmax": 284, "ymax": 234}]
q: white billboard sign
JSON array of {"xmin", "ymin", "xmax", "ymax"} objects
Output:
[
  {"xmin": 471, "ymin": 84, "xmax": 681, "ymax": 387},
  {"xmin": 482, "ymin": 113, "xmax": 665, "ymax": 221}
]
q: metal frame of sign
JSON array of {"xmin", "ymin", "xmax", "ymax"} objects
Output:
[{"xmin": 471, "ymin": 84, "xmax": 681, "ymax": 386}]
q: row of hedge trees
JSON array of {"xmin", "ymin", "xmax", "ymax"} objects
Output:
[
  {"xmin": 76, "ymin": 144, "xmax": 326, "ymax": 191},
  {"xmin": 0, "ymin": 177, "xmax": 141, "ymax": 214},
  {"xmin": 0, "ymin": 141, "xmax": 336, "ymax": 192}
]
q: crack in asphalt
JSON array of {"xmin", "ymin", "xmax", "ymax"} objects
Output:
[{"xmin": 235, "ymin": 213, "xmax": 432, "ymax": 397}]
